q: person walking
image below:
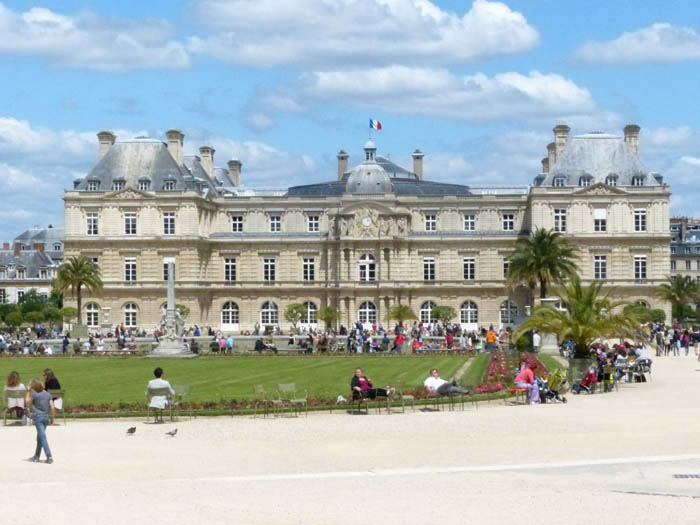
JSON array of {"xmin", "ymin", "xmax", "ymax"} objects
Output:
[{"xmin": 25, "ymin": 379, "xmax": 55, "ymax": 464}]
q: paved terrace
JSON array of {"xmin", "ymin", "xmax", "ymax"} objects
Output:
[{"xmin": 1, "ymin": 357, "xmax": 699, "ymax": 524}]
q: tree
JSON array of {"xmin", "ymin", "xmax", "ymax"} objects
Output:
[
  {"xmin": 316, "ymin": 306, "xmax": 340, "ymax": 330},
  {"xmin": 649, "ymin": 309, "xmax": 666, "ymax": 324},
  {"xmin": 284, "ymin": 303, "xmax": 308, "ymax": 333},
  {"xmin": 515, "ymin": 275, "xmax": 642, "ymax": 358},
  {"xmin": 43, "ymin": 306, "xmax": 63, "ymax": 329},
  {"xmin": 386, "ymin": 304, "xmax": 417, "ymax": 326},
  {"xmin": 24, "ymin": 310, "xmax": 45, "ymax": 327},
  {"xmin": 53, "ymin": 256, "xmax": 103, "ymax": 325},
  {"xmin": 506, "ymin": 227, "xmax": 578, "ymax": 299},
  {"xmin": 655, "ymin": 275, "xmax": 699, "ymax": 321},
  {"xmin": 5, "ymin": 311, "xmax": 23, "ymax": 330},
  {"xmin": 61, "ymin": 306, "xmax": 78, "ymax": 325},
  {"xmin": 175, "ymin": 304, "xmax": 190, "ymax": 320},
  {"xmin": 431, "ymin": 305, "xmax": 456, "ymax": 324},
  {"xmin": 19, "ymin": 289, "xmax": 47, "ymax": 314}
]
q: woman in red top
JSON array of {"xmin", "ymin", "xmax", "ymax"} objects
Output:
[
  {"xmin": 350, "ymin": 368, "xmax": 390, "ymax": 400},
  {"xmin": 514, "ymin": 362, "xmax": 540, "ymax": 403}
]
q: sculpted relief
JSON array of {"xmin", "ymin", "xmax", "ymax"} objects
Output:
[{"xmin": 337, "ymin": 207, "xmax": 409, "ymax": 238}]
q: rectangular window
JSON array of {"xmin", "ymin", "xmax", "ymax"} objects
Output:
[
  {"xmin": 0, "ymin": 269, "xmax": 4, "ymax": 279},
  {"xmin": 671, "ymin": 247, "xmax": 677, "ymax": 254},
  {"xmin": 269, "ymin": 215, "xmax": 281, "ymax": 232},
  {"xmin": 163, "ymin": 262, "xmax": 175, "ymax": 281},
  {"xmin": 224, "ymin": 258, "xmax": 236, "ymax": 282},
  {"xmin": 425, "ymin": 215, "xmax": 437, "ymax": 232},
  {"xmin": 634, "ymin": 209, "xmax": 647, "ymax": 232},
  {"xmin": 263, "ymin": 258, "xmax": 276, "ymax": 281},
  {"xmin": 502, "ymin": 214, "xmax": 515, "ymax": 231},
  {"xmin": 0, "ymin": 289, "xmax": 5, "ymax": 303},
  {"xmin": 164, "ymin": 181, "xmax": 175, "ymax": 191},
  {"xmin": 503, "ymin": 260, "xmax": 510, "ymax": 279},
  {"xmin": 17, "ymin": 290, "xmax": 24, "ymax": 301},
  {"xmin": 671, "ymin": 260, "xmax": 677, "ymax": 270},
  {"xmin": 685, "ymin": 247, "xmax": 691, "ymax": 254},
  {"xmin": 423, "ymin": 257, "xmax": 435, "ymax": 281},
  {"xmin": 463, "ymin": 214, "xmax": 476, "ymax": 231},
  {"xmin": 594, "ymin": 208, "xmax": 607, "ymax": 232},
  {"xmin": 634, "ymin": 255, "xmax": 647, "ymax": 280},
  {"xmin": 463, "ymin": 257, "xmax": 475, "ymax": 280},
  {"xmin": 16, "ymin": 269, "xmax": 25, "ymax": 279},
  {"xmin": 594, "ymin": 255, "xmax": 607, "ymax": 280},
  {"xmin": 87, "ymin": 212, "xmax": 99, "ymax": 236},
  {"xmin": 90, "ymin": 257, "xmax": 99, "ymax": 267},
  {"xmin": 307, "ymin": 216, "xmax": 319, "ymax": 232},
  {"xmin": 87, "ymin": 181, "xmax": 99, "ymax": 191},
  {"xmin": 124, "ymin": 258, "xmax": 136, "ymax": 282},
  {"xmin": 163, "ymin": 212, "xmax": 175, "ymax": 235},
  {"xmin": 553, "ymin": 178, "xmax": 565, "ymax": 187},
  {"xmin": 112, "ymin": 181, "xmax": 124, "ymax": 191},
  {"xmin": 124, "ymin": 212, "xmax": 137, "ymax": 235},
  {"xmin": 686, "ymin": 260, "xmax": 692, "ymax": 271},
  {"xmin": 697, "ymin": 260, "xmax": 700, "ymax": 270},
  {"xmin": 554, "ymin": 208, "xmax": 567, "ymax": 232},
  {"xmin": 231, "ymin": 215, "xmax": 243, "ymax": 233},
  {"xmin": 303, "ymin": 258, "xmax": 315, "ymax": 281},
  {"xmin": 138, "ymin": 180, "xmax": 150, "ymax": 191},
  {"xmin": 40, "ymin": 269, "xmax": 47, "ymax": 279}
]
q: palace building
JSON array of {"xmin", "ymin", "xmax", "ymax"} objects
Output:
[{"xmin": 62, "ymin": 125, "xmax": 671, "ymax": 333}]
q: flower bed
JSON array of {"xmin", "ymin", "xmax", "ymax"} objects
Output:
[{"xmin": 475, "ymin": 350, "xmax": 550, "ymax": 394}]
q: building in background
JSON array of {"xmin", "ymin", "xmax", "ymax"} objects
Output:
[
  {"xmin": 62, "ymin": 125, "xmax": 671, "ymax": 333},
  {"xmin": 670, "ymin": 217, "xmax": 700, "ymax": 281}
]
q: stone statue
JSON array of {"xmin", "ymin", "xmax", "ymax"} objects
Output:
[{"xmin": 150, "ymin": 262, "xmax": 195, "ymax": 358}]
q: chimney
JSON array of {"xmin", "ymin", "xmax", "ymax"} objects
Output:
[
  {"xmin": 547, "ymin": 142, "xmax": 557, "ymax": 168},
  {"xmin": 166, "ymin": 129, "xmax": 185, "ymax": 166},
  {"xmin": 2, "ymin": 242, "xmax": 9, "ymax": 250},
  {"xmin": 97, "ymin": 131, "xmax": 116, "ymax": 160},
  {"xmin": 199, "ymin": 146, "xmax": 215, "ymax": 179},
  {"xmin": 227, "ymin": 159, "xmax": 242, "ymax": 186},
  {"xmin": 412, "ymin": 149, "xmax": 424, "ymax": 181},
  {"xmin": 541, "ymin": 157, "xmax": 549, "ymax": 174},
  {"xmin": 14, "ymin": 243, "xmax": 21, "ymax": 256},
  {"xmin": 624, "ymin": 124, "xmax": 641, "ymax": 155},
  {"xmin": 34, "ymin": 242, "xmax": 44, "ymax": 253},
  {"xmin": 337, "ymin": 150, "xmax": 349, "ymax": 181},
  {"xmin": 553, "ymin": 125, "xmax": 570, "ymax": 158}
]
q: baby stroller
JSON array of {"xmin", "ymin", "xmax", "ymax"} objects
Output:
[{"xmin": 537, "ymin": 369, "xmax": 568, "ymax": 403}]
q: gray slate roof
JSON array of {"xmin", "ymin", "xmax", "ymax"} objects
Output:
[
  {"xmin": 538, "ymin": 133, "xmax": 658, "ymax": 187},
  {"xmin": 0, "ymin": 250, "xmax": 56, "ymax": 279},
  {"xmin": 14, "ymin": 226, "xmax": 64, "ymax": 247}
]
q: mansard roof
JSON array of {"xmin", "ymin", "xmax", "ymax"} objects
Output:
[{"xmin": 0, "ymin": 250, "xmax": 55, "ymax": 278}]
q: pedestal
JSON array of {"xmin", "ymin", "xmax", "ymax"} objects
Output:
[
  {"xmin": 537, "ymin": 297, "xmax": 560, "ymax": 355},
  {"xmin": 149, "ymin": 338, "xmax": 197, "ymax": 358}
]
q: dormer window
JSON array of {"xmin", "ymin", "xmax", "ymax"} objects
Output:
[
  {"xmin": 578, "ymin": 176, "xmax": 592, "ymax": 187},
  {"xmin": 87, "ymin": 181, "xmax": 100, "ymax": 191},
  {"xmin": 53, "ymin": 243, "xmax": 61, "ymax": 251},
  {"xmin": 138, "ymin": 179, "xmax": 151, "ymax": 191},
  {"xmin": 605, "ymin": 175, "xmax": 618, "ymax": 187},
  {"xmin": 17, "ymin": 268, "xmax": 25, "ymax": 279},
  {"xmin": 112, "ymin": 180, "xmax": 125, "ymax": 191},
  {"xmin": 163, "ymin": 180, "xmax": 176, "ymax": 191},
  {"xmin": 553, "ymin": 177, "xmax": 565, "ymax": 187},
  {"xmin": 632, "ymin": 175, "xmax": 645, "ymax": 187}
]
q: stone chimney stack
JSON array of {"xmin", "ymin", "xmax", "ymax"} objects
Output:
[
  {"xmin": 412, "ymin": 149, "xmax": 424, "ymax": 181},
  {"xmin": 97, "ymin": 131, "xmax": 116, "ymax": 160},
  {"xmin": 13, "ymin": 243, "xmax": 21, "ymax": 256},
  {"xmin": 34, "ymin": 242, "xmax": 44, "ymax": 253},
  {"xmin": 2, "ymin": 242, "xmax": 9, "ymax": 250},
  {"xmin": 624, "ymin": 124, "xmax": 641, "ymax": 155},
  {"xmin": 166, "ymin": 129, "xmax": 185, "ymax": 166},
  {"xmin": 227, "ymin": 159, "xmax": 242, "ymax": 187},
  {"xmin": 547, "ymin": 142, "xmax": 557, "ymax": 168},
  {"xmin": 199, "ymin": 146, "xmax": 215, "ymax": 179},
  {"xmin": 337, "ymin": 150, "xmax": 349, "ymax": 181},
  {"xmin": 541, "ymin": 157, "xmax": 549, "ymax": 174},
  {"xmin": 553, "ymin": 125, "xmax": 570, "ymax": 158}
]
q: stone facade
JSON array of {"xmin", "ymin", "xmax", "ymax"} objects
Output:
[
  {"xmin": 670, "ymin": 217, "xmax": 700, "ymax": 281},
  {"xmin": 62, "ymin": 125, "xmax": 671, "ymax": 333}
]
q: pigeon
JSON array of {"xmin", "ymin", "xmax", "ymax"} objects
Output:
[
  {"xmin": 126, "ymin": 427, "xmax": 136, "ymax": 435},
  {"xmin": 165, "ymin": 428, "xmax": 178, "ymax": 437}
]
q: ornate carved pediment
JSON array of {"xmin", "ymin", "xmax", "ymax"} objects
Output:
[
  {"xmin": 335, "ymin": 205, "xmax": 409, "ymax": 239},
  {"xmin": 105, "ymin": 187, "xmax": 151, "ymax": 200},
  {"xmin": 573, "ymin": 182, "xmax": 628, "ymax": 196}
]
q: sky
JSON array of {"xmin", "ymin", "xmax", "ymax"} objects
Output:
[{"xmin": 1, "ymin": 0, "xmax": 699, "ymax": 240}]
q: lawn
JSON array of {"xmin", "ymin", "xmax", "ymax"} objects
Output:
[{"xmin": 0, "ymin": 355, "xmax": 468, "ymax": 407}]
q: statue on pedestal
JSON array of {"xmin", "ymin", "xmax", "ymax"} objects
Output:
[{"xmin": 149, "ymin": 262, "xmax": 196, "ymax": 358}]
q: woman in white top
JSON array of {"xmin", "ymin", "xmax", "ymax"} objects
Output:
[{"xmin": 4, "ymin": 371, "xmax": 26, "ymax": 419}]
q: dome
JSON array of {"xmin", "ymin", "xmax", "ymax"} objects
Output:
[
  {"xmin": 346, "ymin": 163, "xmax": 393, "ymax": 194},
  {"xmin": 364, "ymin": 139, "xmax": 376, "ymax": 150}
]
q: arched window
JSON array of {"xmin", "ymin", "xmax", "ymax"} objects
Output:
[
  {"xmin": 636, "ymin": 300, "xmax": 649, "ymax": 309},
  {"xmin": 260, "ymin": 301, "xmax": 278, "ymax": 325},
  {"xmin": 500, "ymin": 300, "xmax": 518, "ymax": 325},
  {"xmin": 460, "ymin": 301, "xmax": 478, "ymax": 324},
  {"xmin": 303, "ymin": 301, "xmax": 317, "ymax": 325},
  {"xmin": 221, "ymin": 301, "xmax": 239, "ymax": 327},
  {"xmin": 124, "ymin": 303, "xmax": 138, "ymax": 327},
  {"xmin": 420, "ymin": 301, "xmax": 437, "ymax": 323},
  {"xmin": 358, "ymin": 253, "xmax": 376, "ymax": 282},
  {"xmin": 605, "ymin": 175, "xmax": 618, "ymax": 187},
  {"xmin": 358, "ymin": 301, "xmax": 376, "ymax": 324},
  {"xmin": 53, "ymin": 243, "xmax": 62, "ymax": 251},
  {"xmin": 85, "ymin": 303, "xmax": 99, "ymax": 327}
]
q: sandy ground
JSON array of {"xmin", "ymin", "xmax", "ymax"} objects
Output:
[{"xmin": 2, "ymin": 357, "xmax": 700, "ymax": 524}]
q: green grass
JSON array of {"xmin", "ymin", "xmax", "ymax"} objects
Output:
[
  {"xmin": 538, "ymin": 354, "xmax": 566, "ymax": 373},
  {"xmin": 459, "ymin": 352, "xmax": 490, "ymax": 387},
  {"xmin": 0, "ymin": 355, "xmax": 468, "ymax": 406}
]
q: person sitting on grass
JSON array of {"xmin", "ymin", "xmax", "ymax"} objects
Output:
[
  {"xmin": 423, "ymin": 368, "xmax": 469, "ymax": 397},
  {"xmin": 350, "ymin": 368, "xmax": 393, "ymax": 401},
  {"xmin": 514, "ymin": 361, "xmax": 540, "ymax": 404},
  {"xmin": 146, "ymin": 367, "xmax": 175, "ymax": 421}
]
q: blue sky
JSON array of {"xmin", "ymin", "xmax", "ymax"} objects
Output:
[{"xmin": 1, "ymin": 0, "xmax": 699, "ymax": 240}]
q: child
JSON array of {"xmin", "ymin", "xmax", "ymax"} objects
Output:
[{"xmin": 25, "ymin": 379, "xmax": 55, "ymax": 464}]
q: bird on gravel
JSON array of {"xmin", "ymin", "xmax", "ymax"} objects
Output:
[
  {"xmin": 165, "ymin": 428, "xmax": 178, "ymax": 437},
  {"xmin": 126, "ymin": 427, "xmax": 136, "ymax": 435}
]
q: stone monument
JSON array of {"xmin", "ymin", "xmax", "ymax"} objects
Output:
[{"xmin": 149, "ymin": 262, "xmax": 196, "ymax": 358}]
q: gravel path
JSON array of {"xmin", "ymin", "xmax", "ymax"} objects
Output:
[{"xmin": 1, "ymin": 356, "xmax": 699, "ymax": 524}]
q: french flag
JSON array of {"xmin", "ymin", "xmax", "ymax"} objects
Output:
[{"xmin": 369, "ymin": 119, "xmax": 382, "ymax": 130}]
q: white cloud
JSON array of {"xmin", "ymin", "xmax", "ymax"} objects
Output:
[
  {"xmin": 249, "ymin": 67, "xmax": 598, "ymax": 126},
  {"xmin": 574, "ymin": 23, "xmax": 700, "ymax": 64},
  {"xmin": 188, "ymin": 0, "xmax": 538, "ymax": 67},
  {"xmin": 0, "ymin": 3, "xmax": 190, "ymax": 71}
]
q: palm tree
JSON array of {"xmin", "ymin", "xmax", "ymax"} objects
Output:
[
  {"xmin": 655, "ymin": 275, "xmax": 699, "ymax": 321},
  {"xmin": 53, "ymin": 256, "xmax": 103, "ymax": 325},
  {"xmin": 386, "ymin": 304, "xmax": 417, "ymax": 326},
  {"xmin": 506, "ymin": 227, "xmax": 578, "ymax": 299},
  {"xmin": 514, "ymin": 275, "xmax": 642, "ymax": 357}
]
